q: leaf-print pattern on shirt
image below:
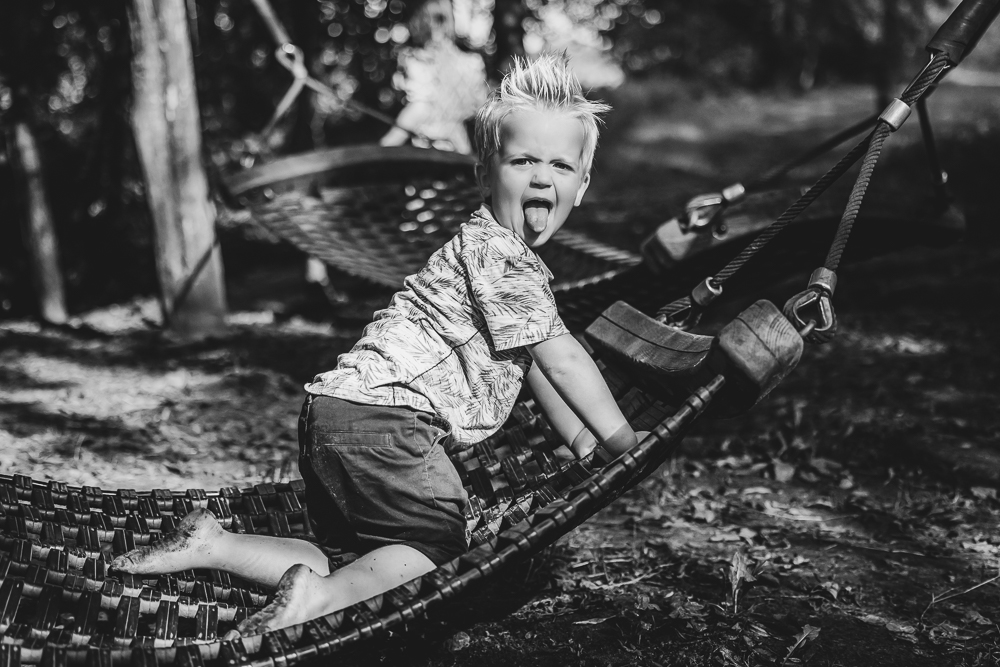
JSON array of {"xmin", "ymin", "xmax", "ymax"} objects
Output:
[{"xmin": 304, "ymin": 205, "xmax": 570, "ymax": 451}]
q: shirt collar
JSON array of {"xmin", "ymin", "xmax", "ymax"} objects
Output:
[{"xmin": 471, "ymin": 205, "xmax": 554, "ymax": 282}]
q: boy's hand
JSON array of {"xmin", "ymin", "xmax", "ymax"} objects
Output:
[{"xmin": 571, "ymin": 429, "xmax": 651, "ymax": 461}]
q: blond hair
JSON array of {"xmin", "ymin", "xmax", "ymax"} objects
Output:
[{"xmin": 473, "ymin": 53, "xmax": 611, "ymax": 173}]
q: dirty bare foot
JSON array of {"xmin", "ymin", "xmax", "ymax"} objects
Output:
[
  {"xmin": 236, "ymin": 564, "xmax": 330, "ymax": 636},
  {"xmin": 111, "ymin": 508, "xmax": 225, "ymax": 574}
]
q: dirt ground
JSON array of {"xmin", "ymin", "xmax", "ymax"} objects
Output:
[{"xmin": 3, "ymin": 80, "xmax": 1000, "ymax": 666}]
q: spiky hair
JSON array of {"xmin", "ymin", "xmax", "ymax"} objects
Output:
[{"xmin": 473, "ymin": 53, "xmax": 611, "ymax": 173}]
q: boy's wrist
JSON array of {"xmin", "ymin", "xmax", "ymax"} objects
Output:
[
  {"xmin": 570, "ymin": 427, "xmax": 597, "ymax": 458},
  {"xmin": 602, "ymin": 423, "xmax": 638, "ymax": 456},
  {"xmin": 589, "ymin": 424, "xmax": 639, "ymax": 467}
]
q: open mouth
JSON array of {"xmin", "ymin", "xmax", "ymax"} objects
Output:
[{"xmin": 522, "ymin": 199, "xmax": 552, "ymax": 233}]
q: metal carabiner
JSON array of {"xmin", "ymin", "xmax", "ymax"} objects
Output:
[
  {"xmin": 683, "ymin": 192, "xmax": 725, "ymax": 232},
  {"xmin": 681, "ymin": 183, "xmax": 746, "ymax": 233}
]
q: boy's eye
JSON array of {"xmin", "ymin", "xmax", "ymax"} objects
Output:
[{"xmin": 511, "ymin": 158, "xmax": 531, "ymax": 166}]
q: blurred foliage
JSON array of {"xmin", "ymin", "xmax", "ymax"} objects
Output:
[
  {"xmin": 0, "ymin": 0, "xmax": 148, "ymax": 313},
  {"xmin": 0, "ymin": 0, "xmax": 990, "ymax": 316},
  {"xmin": 593, "ymin": 0, "xmax": 953, "ymax": 88},
  {"xmin": 195, "ymin": 0, "xmax": 412, "ymax": 167}
]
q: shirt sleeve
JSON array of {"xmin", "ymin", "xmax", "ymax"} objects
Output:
[{"xmin": 466, "ymin": 239, "xmax": 570, "ymax": 351}]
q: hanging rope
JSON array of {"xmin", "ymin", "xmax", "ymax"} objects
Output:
[
  {"xmin": 247, "ymin": 0, "xmax": 431, "ymax": 144},
  {"xmin": 657, "ymin": 52, "xmax": 951, "ymax": 327},
  {"xmin": 655, "ymin": 134, "xmax": 874, "ymax": 323},
  {"xmin": 748, "ymin": 112, "xmax": 879, "ymax": 190},
  {"xmin": 670, "ymin": 113, "xmax": 879, "ymax": 239},
  {"xmin": 780, "ymin": 53, "xmax": 951, "ymax": 343},
  {"xmin": 823, "ymin": 54, "xmax": 950, "ymax": 272}
]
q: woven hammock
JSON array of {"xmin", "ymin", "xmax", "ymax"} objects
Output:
[{"xmin": 0, "ymin": 286, "xmax": 809, "ymax": 667}]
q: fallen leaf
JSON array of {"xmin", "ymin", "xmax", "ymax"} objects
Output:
[
  {"xmin": 798, "ymin": 470, "xmax": 821, "ymax": 484},
  {"xmin": 729, "ymin": 549, "xmax": 757, "ymax": 613},
  {"xmin": 640, "ymin": 505, "xmax": 664, "ymax": 522},
  {"xmin": 885, "ymin": 621, "xmax": 917, "ymax": 635},
  {"xmin": 710, "ymin": 531, "xmax": 743, "ymax": 542},
  {"xmin": 809, "ymin": 457, "xmax": 843, "ymax": 476},
  {"xmin": 971, "ymin": 486, "xmax": 997, "ymax": 500},
  {"xmin": 785, "ymin": 624, "xmax": 821, "ymax": 663},
  {"xmin": 445, "ymin": 631, "xmax": 471, "ymax": 652},
  {"xmin": 691, "ymin": 500, "xmax": 717, "ymax": 524},
  {"xmin": 773, "ymin": 461, "xmax": 796, "ymax": 483},
  {"xmin": 818, "ymin": 581, "xmax": 840, "ymax": 600},
  {"xmin": 886, "ymin": 624, "xmax": 919, "ymax": 642},
  {"xmin": 964, "ymin": 609, "xmax": 993, "ymax": 626},
  {"xmin": 574, "ymin": 616, "xmax": 615, "ymax": 625}
]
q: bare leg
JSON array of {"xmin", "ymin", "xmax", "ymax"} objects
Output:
[
  {"xmin": 234, "ymin": 544, "xmax": 435, "ymax": 636},
  {"xmin": 111, "ymin": 509, "xmax": 330, "ymax": 588}
]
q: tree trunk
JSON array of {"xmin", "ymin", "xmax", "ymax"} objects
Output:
[
  {"xmin": 11, "ymin": 122, "xmax": 67, "ymax": 325},
  {"xmin": 128, "ymin": 0, "xmax": 226, "ymax": 338},
  {"xmin": 490, "ymin": 0, "xmax": 526, "ymax": 78}
]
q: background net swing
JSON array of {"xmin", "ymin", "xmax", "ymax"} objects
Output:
[{"xmin": 1, "ymin": 0, "xmax": 998, "ymax": 665}]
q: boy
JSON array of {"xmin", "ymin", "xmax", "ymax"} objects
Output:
[{"xmin": 113, "ymin": 54, "xmax": 639, "ymax": 637}]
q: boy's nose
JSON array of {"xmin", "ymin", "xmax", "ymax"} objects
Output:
[{"xmin": 530, "ymin": 165, "xmax": 553, "ymax": 187}]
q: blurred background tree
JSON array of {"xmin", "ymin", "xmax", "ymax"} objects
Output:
[
  {"xmin": 0, "ymin": 0, "xmax": 993, "ymax": 320},
  {"xmin": 592, "ymin": 0, "xmax": 952, "ymax": 98}
]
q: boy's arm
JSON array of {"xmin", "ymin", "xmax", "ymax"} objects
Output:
[
  {"xmin": 526, "ymin": 362, "xmax": 595, "ymax": 456},
  {"xmin": 527, "ymin": 333, "xmax": 637, "ymax": 458}
]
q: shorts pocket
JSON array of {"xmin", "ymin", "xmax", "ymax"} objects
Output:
[{"xmin": 312, "ymin": 430, "xmax": 393, "ymax": 448}]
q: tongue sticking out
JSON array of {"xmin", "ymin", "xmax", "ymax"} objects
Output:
[{"xmin": 524, "ymin": 203, "xmax": 550, "ymax": 233}]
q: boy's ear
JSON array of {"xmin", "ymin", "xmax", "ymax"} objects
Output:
[
  {"xmin": 574, "ymin": 172, "xmax": 591, "ymax": 207},
  {"xmin": 474, "ymin": 162, "xmax": 491, "ymax": 198}
]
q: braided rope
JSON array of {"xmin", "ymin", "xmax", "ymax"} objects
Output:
[
  {"xmin": 824, "ymin": 54, "xmax": 950, "ymax": 271},
  {"xmin": 748, "ymin": 112, "xmax": 879, "ymax": 191},
  {"xmin": 655, "ymin": 135, "xmax": 873, "ymax": 321},
  {"xmin": 823, "ymin": 123, "xmax": 891, "ymax": 270},
  {"xmin": 656, "ymin": 53, "xmax": 950, "ymax": 324}
]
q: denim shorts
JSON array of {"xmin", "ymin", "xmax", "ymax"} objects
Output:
[{"xmin": 298, "ymin": 394, "xmax": 469, "ymax": 566}]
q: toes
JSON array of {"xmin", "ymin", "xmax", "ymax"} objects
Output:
[
  {"xmin": 110, "ymin": 549, "xmax": 147, "ymax": 573},
  {"xmin": 237, "ymin": 612, "xmax": 266, "ymax": 637}
]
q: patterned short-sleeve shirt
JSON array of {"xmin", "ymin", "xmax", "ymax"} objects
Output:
[{"xmin": 305, "ymin": 205, "xmax": 570, "ymax": 450}]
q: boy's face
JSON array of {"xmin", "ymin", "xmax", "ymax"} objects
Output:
[{"xmin": 475, "ymin": 108, "xmax": 591, "ymax": 248}]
